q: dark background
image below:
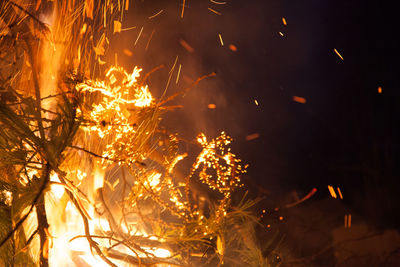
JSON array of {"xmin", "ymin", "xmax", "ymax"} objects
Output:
[
  {"xmin": 113, "ymin": 0, "xmax": 399, "ymax": 232},
  {"xmin": 104, "ymin": 0, "xmax": 400, "ymax": 265}
]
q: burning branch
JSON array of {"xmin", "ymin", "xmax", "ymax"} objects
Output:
[{"xmin": 0, "ymin": 1, "xmax": 264, "ymax": 266}]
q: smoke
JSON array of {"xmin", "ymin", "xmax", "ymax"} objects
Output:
[
  {"xmin": 105, "ymin": 0, "xmax": 250, "ymax": 140},
  {"xmin": 105, "ymin": 0, "xmax": 295, "ymax": 191}
]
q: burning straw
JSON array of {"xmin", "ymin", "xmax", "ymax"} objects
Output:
[{"xmin": 0, "ymin": 1, "xmax": 265, "ymax": 266}]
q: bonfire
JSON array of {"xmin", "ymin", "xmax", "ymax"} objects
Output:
[{"xmin": 0, "ymin": 1, "xmax": 265, "ymax": 266}]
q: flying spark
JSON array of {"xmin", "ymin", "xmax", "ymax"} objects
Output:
[
  {"xmin": 179, "ymin": 39, "xmax": 194, "ymax": 53},
  {"xmin": 208, "ymin": 7, "xmax": 222, "ymax": 15},
  {"xmin": 337, "ymin": 187, "xmax": 343, "ymax": 199},
  {"xmin": 293, "ymin": 96, "xmax": 306, "ymax": 104},
  {"xmin": 219, "ymin": 33, "xmax": 224, "ymax": 46},
  {"xmin": 334, "ymin": 48, "xmax": 344, "ymax": 60},
  {"xmin": 148, "ymin": 9, "xmax": 164, "ymax": 19},
  {"xmin": 134, "ymin": 26, "xmax": 144, "ymax": 46},
  {"xmin": 328, "ymin": 185, "xmax": 337, "ymax": 198},
  {"xmin": 229, "ymin": 44, "xmax": 237, "ymax": 51}
]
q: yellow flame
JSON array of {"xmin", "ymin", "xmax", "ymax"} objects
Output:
[{"xmin": 50, "ymin": 172, "xmax": 65, "ymax": 199}]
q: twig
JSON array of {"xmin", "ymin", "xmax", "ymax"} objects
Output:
[
  {"xmin": 58, "ymin": 175, "xmax": 117, "ymax": 267},
  {"xmin": 7, "ymin": 1, "xmax": 49, "ymax": 32},
  {"xmin": 107, "ymin": 250, "xmax": 183, "ymax": 266},
  {"xmin": 36, "ymin": 189, "xmax": 50, "ymax": 267},
  {"xmin": 69, "ymin": 145, "xmax": 116, "ymax": 161},
  {"xmin": 0, "ymin": 163, "xmax": 50, "ymax": 248},
  {"xmin": 97, "ymin": 187, "xmax": 120, "ymax": 235},
  {"xmin": 283, "ymin": 188, "xmax": 317, "ymax": 209},
  {"xmin": 69, "ymin": 145, "xmax": 146, "ymax": 167},
  {"xmin": 22, "ymin": 229, "xmax": 38, "ymax": 252},
  {"xmin": 23, "ymin": 38, "xmax": 46, "ymax": 141},
  {"xmin": 139, "ymin": 64, "xmax": 165, "ymax": 86},
  {"xmin": 70, "ymin": 234, "xmax": 145, "ymax": 266},
  {"xmin": 158, "ymin": 72, "xmax": 216, "ymax": 106}
]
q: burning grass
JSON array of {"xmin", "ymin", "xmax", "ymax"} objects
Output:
[{"xmin": 0, "ymin": 1, "xmax": 266, "ymax": 266}]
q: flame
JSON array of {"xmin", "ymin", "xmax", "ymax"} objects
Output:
[
  {"xmin": 0, "ymin": 1, "xmax": 249, "ymax": 264},
  {"xmin": 50, "ymin": 172, "xmax": 65, "ymax": 199}
]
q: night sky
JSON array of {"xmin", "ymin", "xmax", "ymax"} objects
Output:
[{"xmin": 115, "ymin": 0, "xmax": 399, "ymax": 229}]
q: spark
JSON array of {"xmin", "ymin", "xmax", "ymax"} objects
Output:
[
  {"xmin": 378, "ymin": 86, "xmax": 382, "ymax": 93},
  {"xmin": 334, "ymin": 48, "xmax": 344, "ymax": 60},
  {"xmin": 176, "ymin": 64, "xmax": 182, "ymax": 84},
  {"xmin": 181, "ymin": 0, "xmax": 186, "ymax": 18},
  {"xmin": 344, "ymin": 214, "xmax": 352, "ymax": 228},
  {"xmin": 179, "ymin": 39, "xmax": 194, "ymax": 53},
  {"xmin": 229, "ymin": 44, "xmax": 237, "ymax": 51},
  {"xmin": 208, "ymin": 104, "xmax": 216, "ymax": 109},
  {"xmin": 148, "ymin": 9, "xmax": 164, "ymax": 19},
  {"xmin": 284, "ymin": 188, "xmax": 317, "ymax": 208},
  {"xmin": 279, "ymin": 31, "xmax": 284, "ymax": 37},
  {"xmin": 245, "ymin": 133, "xmax": 260, "ymax": 141},
  {"xmin": 254, "ymin": 99, "xmax": 259, "ymax": 105},
  {"xmin": 210, "ymin": 0, "xmax": 227, "ymax": 4},
  {"xmin": 282, "ymin": 17, "xmax": 287, "ymax": 25},
  {"xmin": 218, "ymin": 33, "xmax": 224, "ymax": 46},
  {"xmin": 293, "ymin": 96, "xmax": 306, "ymax": 104},
  {"xmin": 145, "ymin": 29, "xmax": 155, "ymax": 51},
  {"xmin": 134, "ymin": 27, "xmax": 144, "ymax": 46},
  {"xmin": 120, "ymin": 25, "xmax": 137, "ymax": 32},
  {"xmin": 123, "ymin": 49, "xmax": 133, "ymax": 56},
  {"xmin": 208, "ymin": 7, "xmax": 222, "ymax": 15},
  {"xmin": 337, "ymin": 187, "xmax": 343, "ymax": 199},
  {"xmin": 169, "ymin": 56, "xmax": 179, "ymax": 74},
  {"xmin": 328, "ymin": 185, "xmax": 337, "ymax": 198}
]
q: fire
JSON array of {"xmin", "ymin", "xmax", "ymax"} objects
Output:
[
  {"xmin": 0, "ymin": 1, "xmax": 254, "ymax": 266},
  {"xmin": 49, "ymin": 172, "xmax": 65, "ymax": 199}
]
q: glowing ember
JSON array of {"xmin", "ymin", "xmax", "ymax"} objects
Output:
[
  {"xmin": 293, "ymin": 95, "xmax": 307, "ymax": 104},
  {"xmin": 328, "ymin": 185, "xmax": 338, "ymax": 198},
  {"xmin": 334, "ymin": 48, "xmax": 344, "ymax": 60}
]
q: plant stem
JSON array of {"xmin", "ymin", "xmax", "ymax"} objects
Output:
[
  {"xmin": 35, "ymin": 193, "xmax": 49, "ymax": 267},
  {"xmin": 35, "ymin": 165, "xmax": 50, "ymax": 267}
]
